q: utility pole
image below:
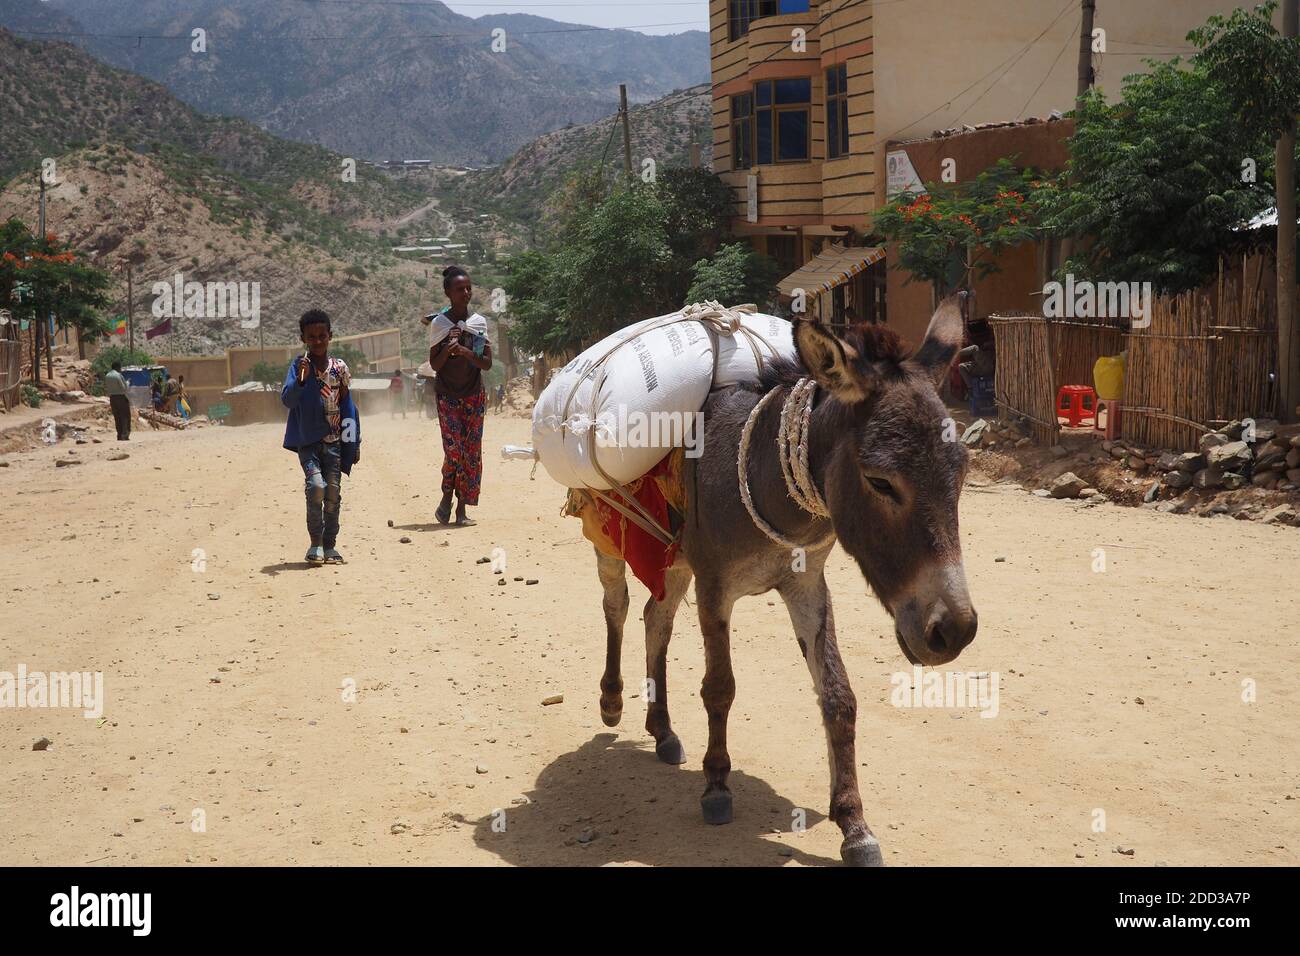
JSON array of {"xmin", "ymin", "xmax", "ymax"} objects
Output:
[
  {"xmin": 620, "ymin": 84, "xmax": 633, "ymax": 182},
  {"xmin": 126, "ymin": 266, "xmax": 135, "ymax": 354},
  {"xmin": 1076, "ymin": 0, "xmax": 1096, "ymax": 103},
  {"xmin": 1279, "ymin": 0, "xmax": 1298, "ymax": 422},
  {"xmin": 35, "ymin": 169, "xmax": 46, "ymax": 384}
]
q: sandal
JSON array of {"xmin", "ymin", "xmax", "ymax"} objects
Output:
[{"xmin": 435, "ymin": 500, "xmax": 453, "ymax": 524}]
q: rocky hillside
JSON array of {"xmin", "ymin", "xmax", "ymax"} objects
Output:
[
  {"xmin": 0, "ymin": 145, "xmax": 444, "ymax": 357},
  {"xmin": 0, "ymin": 28, "xmax": 428, "ymax": 238},
  {"xmin": 440, "ymin": 84, "xmax": 714, "ymax": 232},
  {"xmin": 13, "ymin": 0, "xmax": 708, "ymax": 165}
]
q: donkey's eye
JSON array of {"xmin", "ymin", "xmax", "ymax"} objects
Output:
[{"xmin": 866, "ymin": 476, "xmax": 897, "ymax": 499}]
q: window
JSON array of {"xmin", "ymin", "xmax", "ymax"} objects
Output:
[
  {"xmin": 728, "ymin": 1, "xmax": 807, "ymax": 41},
  {"xmin": 826, "ymin": 64, "xmax": 850, "ymax": 159},
  {"xmin": 731, "ymin": 93, "xmax": 753, "ymax": 170},
  {"xmin": 753, "ymin": 78, "xmax": 811, "ymax": 164}
]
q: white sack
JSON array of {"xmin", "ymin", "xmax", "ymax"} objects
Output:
[{"xmin": 532, "ymin": 306, "xmax": 794, "ymax": 490}]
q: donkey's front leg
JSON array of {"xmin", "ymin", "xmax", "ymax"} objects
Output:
[
  {"xmin": 780, "ymin": 573, "xmax": 883, "ymax": 867},
  {"xmin": 595, "ymin": 548, "xmax": 629, "ymax": 727},
  {"xmin": 696, "ymin": 587, "xmax": 738, "ymax": 824}
]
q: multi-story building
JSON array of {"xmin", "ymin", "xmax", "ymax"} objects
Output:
[{"xmin": 710, "ymin": 0, "xmax": 1255, "ymax": 344}]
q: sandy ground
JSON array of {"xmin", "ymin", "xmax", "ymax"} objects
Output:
[{"xmin": 0, "ymin": 410, "xmax": 1296, "ymax": 867}]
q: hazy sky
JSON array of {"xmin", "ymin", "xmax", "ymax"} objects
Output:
[{"xmin": 441, "ymin": 1, "xmax": 709, "ymax": 36}]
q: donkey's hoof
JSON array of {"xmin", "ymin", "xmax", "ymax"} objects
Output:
[
  {"xmin": 654, "ymin": 734, "xmax": 686, "ymax": 764},
  {"xmin": 841, "ymin": 834, "xmax": 884, "ymax": 867},
  {"xmin": 700, "ymin": 790, "xmax": 733, "ymax": 825},
  {"xmin": 600, "ymin": 703, "xmax": 623, "ymax": 727}
]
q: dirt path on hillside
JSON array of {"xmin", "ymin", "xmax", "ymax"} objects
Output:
[{"xmin": 0, "ymin": 412, "xmax": 1296, "ymax": 866}]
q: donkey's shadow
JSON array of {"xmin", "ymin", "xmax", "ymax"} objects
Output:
[{"xmin": 455, "ymin": 733, "xmax": 838, "ymax": 867}]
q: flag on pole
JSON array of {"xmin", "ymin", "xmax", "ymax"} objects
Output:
[
  {"xmin": 113, "ymin": 315, "xmax": 128, "ymax": 335},
  {"xmin": 145, "ymin": 317, "xmax": 172, "ymax": 340}
]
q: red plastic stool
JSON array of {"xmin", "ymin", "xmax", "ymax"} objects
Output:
[
  {"xmin": 1093, "ymin": 398, "xmax": 1122, "ymax": 440},
  {"xmin": 1056, "ymin": 385, "xmax": 1097, "ymax": 428}
]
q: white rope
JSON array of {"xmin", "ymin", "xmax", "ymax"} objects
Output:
[{"xmin": 738, "ymin": 378, "xmax": 835, "ymax": 551}]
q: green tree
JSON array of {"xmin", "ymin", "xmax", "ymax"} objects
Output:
[
  {"xmin": 91, "ymin": 345, "xmax": 153, "ymax": 380},
  {"xmin": 240, "ymin": 361, "xmax": 284, "ymax": 386},
  {"xmin": 686, "ymin": 242, "xmax": 782, "ymax": 308},
  {"xmin": 874, "ymin": 159, "xmax": 1044, "ymax": 298}
]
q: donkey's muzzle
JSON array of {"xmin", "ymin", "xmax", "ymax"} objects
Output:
[{"xmin": 924, "ymin": 606, "xmax": 978, "ymax": 662}]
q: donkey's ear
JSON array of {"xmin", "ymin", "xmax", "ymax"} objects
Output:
[
  {"xmin": 793, "ymin": 320, "xmax": 873, "ymax": 403},
  {"xmin": 910, "ymin": 295, "xmax": 965, "ymax": 388}
]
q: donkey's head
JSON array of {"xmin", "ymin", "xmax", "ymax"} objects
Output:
[{"xmin": 792, "ymin": 298, "xmax": 977, "ymax": 665}]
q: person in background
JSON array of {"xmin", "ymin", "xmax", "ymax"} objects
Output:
[
  {"xmin": 162, "ymin": 373, "xmax": 180, "ymax": 415},
  {"xmin": 177, "ymin": 375, "xmax": 190, "ymax": 420},
  {"xmin": 281, "ymin": 309, "xmax": 362, "ymax": 566},
  {"xmin": 150, "ymin": 374, "xmax": 163, "ymax": 412},
  {"xmin": 426, "ymin": 265, "xmax": 492, "ymax": 526},
  {"xmin": 957, "ymin": 320, "xmax": 997, "ymax": 392},
  {"xmin": 389, "ymin": 370, "xmax": 406, "ymax": 419},
  {"xmin": 104, "ymin": 360, "xmax": 131, "ymax": 440}
]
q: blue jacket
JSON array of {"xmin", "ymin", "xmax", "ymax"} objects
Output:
[{"xmin": 281, "ymin": 357, "xmax": 361, "ymax": 475}]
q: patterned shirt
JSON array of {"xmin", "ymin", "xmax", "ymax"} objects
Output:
[{"xmin": 313, "ymin": 357, "xmax": 351, "ymax": 442}]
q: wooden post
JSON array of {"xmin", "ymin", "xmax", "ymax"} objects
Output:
[
  {"xmin": 1277, "ymin": 0, "xmax": 1298, "ymax": 422},
  {"xmin": 620, "ymin": 84, "xmax": 633, "ymax": 182}
]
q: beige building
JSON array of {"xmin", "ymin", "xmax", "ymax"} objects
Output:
[{"xmin": 711, "ymin": 0, "xmax": 1258, "ymax": 343}]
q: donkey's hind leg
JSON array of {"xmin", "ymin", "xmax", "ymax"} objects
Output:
[
  {"xmin": 779, "ymin": 572, "xmax": 883, "ymax": 867},
  {"xmin": 595, "ymin": 547, "xmax": 630, "ymax": 727},
  {"xmin": 643, "ymin": 562, "xmax": 693, "ymax": 765}
]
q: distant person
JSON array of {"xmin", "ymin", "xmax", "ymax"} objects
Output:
[
  {"xmin": 495, "ymin": 382, "xmax": 505, "ymax": 412},
  {"xmin": 426, "ymin": 265, "xmax": 491, "ymax": 526},
  {"xmin": 162, "ymin": 374, "xmax": 179, "ymax": 414},
  {"xmin": 177, "ymin": 375, "xmax": 190, "ymax": 420},
  {"xmin": 389, "ymin": 370, "xmax": 406, "ymax": 419},
  {"xmin": 104, "ymin": 360, "xmax": 131, "ymax": 441},
  {"xmin": 957, "ymin": 321, "xmax": 997, "ymax": 392},
  {"xmin": 150, "ymin": 374, "xmax": 163, "ymax": 411},
  {"xmin": 281, "ymin": 309, "xmax": 362, "ymax": 566}
]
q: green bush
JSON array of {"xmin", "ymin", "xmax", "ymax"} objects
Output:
[
  {"xmin": 91, "ymin": 345, "xmax": 153, "ymax": 380},
  {"xmin": 20, "ymin": 383, "xmax": 41, "ymax": 408}
]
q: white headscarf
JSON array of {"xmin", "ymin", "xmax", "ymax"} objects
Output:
[{"xmin": 426, "ymin": 310, "xmax": 488, "ymax": 347}]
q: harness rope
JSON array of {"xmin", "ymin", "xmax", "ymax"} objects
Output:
[{"xmin": 738, "ymin": 378, "xmax": 836, "ymax": 552}]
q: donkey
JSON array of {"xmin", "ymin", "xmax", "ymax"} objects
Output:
[{"xmin": 593, "ymin": 298, "xmax": 979, "ymax": 866}]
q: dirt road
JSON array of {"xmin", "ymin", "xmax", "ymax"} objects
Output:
[{"xmin": 1, "ymin": 411, "xmax": 1296, "ymax": 866}]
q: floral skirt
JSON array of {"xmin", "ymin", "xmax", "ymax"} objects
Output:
[{"xmin": 436, "ymin": 389, "xmax": 486, "ymax": 505}]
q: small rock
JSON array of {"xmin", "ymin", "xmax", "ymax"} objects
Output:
[
  {"xmin": 390, "ymin": 823, "xmax": 410, "ymax": 835},
  {"xmin": 1155, "ymin": 452, "xmax": 1180, "ymax": 472},
  {"xmin": 476, "ymin": 763, "xmax": 489, "ymax": 774},
  {"xmin": 1032, "ymin": 488, "xmax": 1051, "ymax": 498},
  {"xmin": 1261, "ymin": 504, "xmax": 1299, "ymax": 527},
  {"xmin": 32, "ymin": 737, "xmax": 51, "ymax": 751},
  {"xmin": 1206, "ymin": 440, "xmax": 1251, "ymax": 470},
  {"xmin": 1252, "ymin": 471, "xmax": 1279, "ymax": 489},
  {"xmin": 497, "ymin": 577, "xmax": 506, "ymax": 585},
  {"xmin": 960, "ymin": 419, "xmax": 988, "ymax": 446},
  {"xmin": 541, "ymin": 694, "xmax": 564, "ymax": 706},
  {"xmin": 1221, "ymin": 472, "xmax": 1246, "ymax": 490},
  {"xmin": 1191, "ymin": 466, "xmax": 1224, "ymax": 490},
  {"xmin": 55, "ymin": 458, "xmax": 81, "ymax": 467},
  {"xmin": 1049, "ymin": 472, "xmax": 1087, "ymax": 499},
  {"xmin": 1125, "ymin": 456, "xmax": 1146, "ymax": 473},
  {"xmin": 526, "ymin": 578, "xmax": 539, "ymax": 585},
  {"xmin": 1134, "ymin": 697, "xmax": 1145, "ymax": 705},
  {"xmin": 1174, "ymin": 452, "xmax": 1205, "ymax": 473},
  {"xmin": 994, "ymin": 556, "xmax": 1006, "ymax": 563},
  {"xmin": 386, "ymin": 519, "xmax": 394, "ymax": 527},
  {"xmin": 207, "ymin": 593, "xmax": 220, "ymax": 600},
  {"xmin": 1199, "ymin": 432, "xmax": 1230, "ymax": 453},
  {"xmin": 1163, "ymin": 470, "xmax": 1192, "ymax": 489},
  {"xmin": 577, "ymin": 827, "xmax": 596, "ymax": 845},
  {"xmin": 1114, "ymin": 846, "xmax": 1135, "ymax": 856},
  {"xmin": 108, "ymin": 452, "xmax": 129, "ymax": 461},
  {"xmin": 1079, "ymin": 487, "xmax": 1099, "ymax": 498},
  {"xmin": 1109, "ymin": 445, "xmax": 1129, "ymax": 460},
  {"xmin": 476, "ymin": 556, "xmax": 491, "ymax": 564},
  {"xmin": 1143, "ymin": 482, "xmax": 1160, "ymax": 503},
  {"xmin": 400, "ymin": 536, "xmax": 412, "ymax": 544}
]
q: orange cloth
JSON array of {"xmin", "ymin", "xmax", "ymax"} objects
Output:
[{"xmin": 564, "ymin": 449, "xmax": 686, "ymax": 600}]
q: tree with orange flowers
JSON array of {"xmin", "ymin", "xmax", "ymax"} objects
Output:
[{"xmin": 873, "ymin": 158, "xmax": 1046, "ymax": 301}]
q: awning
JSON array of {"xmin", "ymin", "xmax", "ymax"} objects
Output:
[{"xmin": 776, "ymin": 244, "xmax": 885, "ymax": 298}]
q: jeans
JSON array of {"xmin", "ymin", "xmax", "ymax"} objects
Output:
[{"xmin": 298, "ymin": 440, "xmax": 342, "ymax": 548}]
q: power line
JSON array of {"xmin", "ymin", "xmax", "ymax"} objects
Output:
[{"xmin": 1017, "ymin": 29, "xmax": 1073, "ymax": 119}]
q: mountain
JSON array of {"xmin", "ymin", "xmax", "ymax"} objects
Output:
[
  {"xmin": 439, "ymin": 84, "xmax": 714, "ymax": 233},
  {"xmin": 0, "ymin": 27, "xmax": 430, "ymax": 239},
  {"xmin": 0, "ymin": 143, "xmax": 440, "ymax": 357},
  {"xmin": 8, "ymin": 0, "xmax": 709, "ymax": 165}
]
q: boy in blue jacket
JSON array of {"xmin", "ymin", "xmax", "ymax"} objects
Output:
[{"xmin": 282, "ymin": 309, "xmax": 361, "ymax": 565}]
